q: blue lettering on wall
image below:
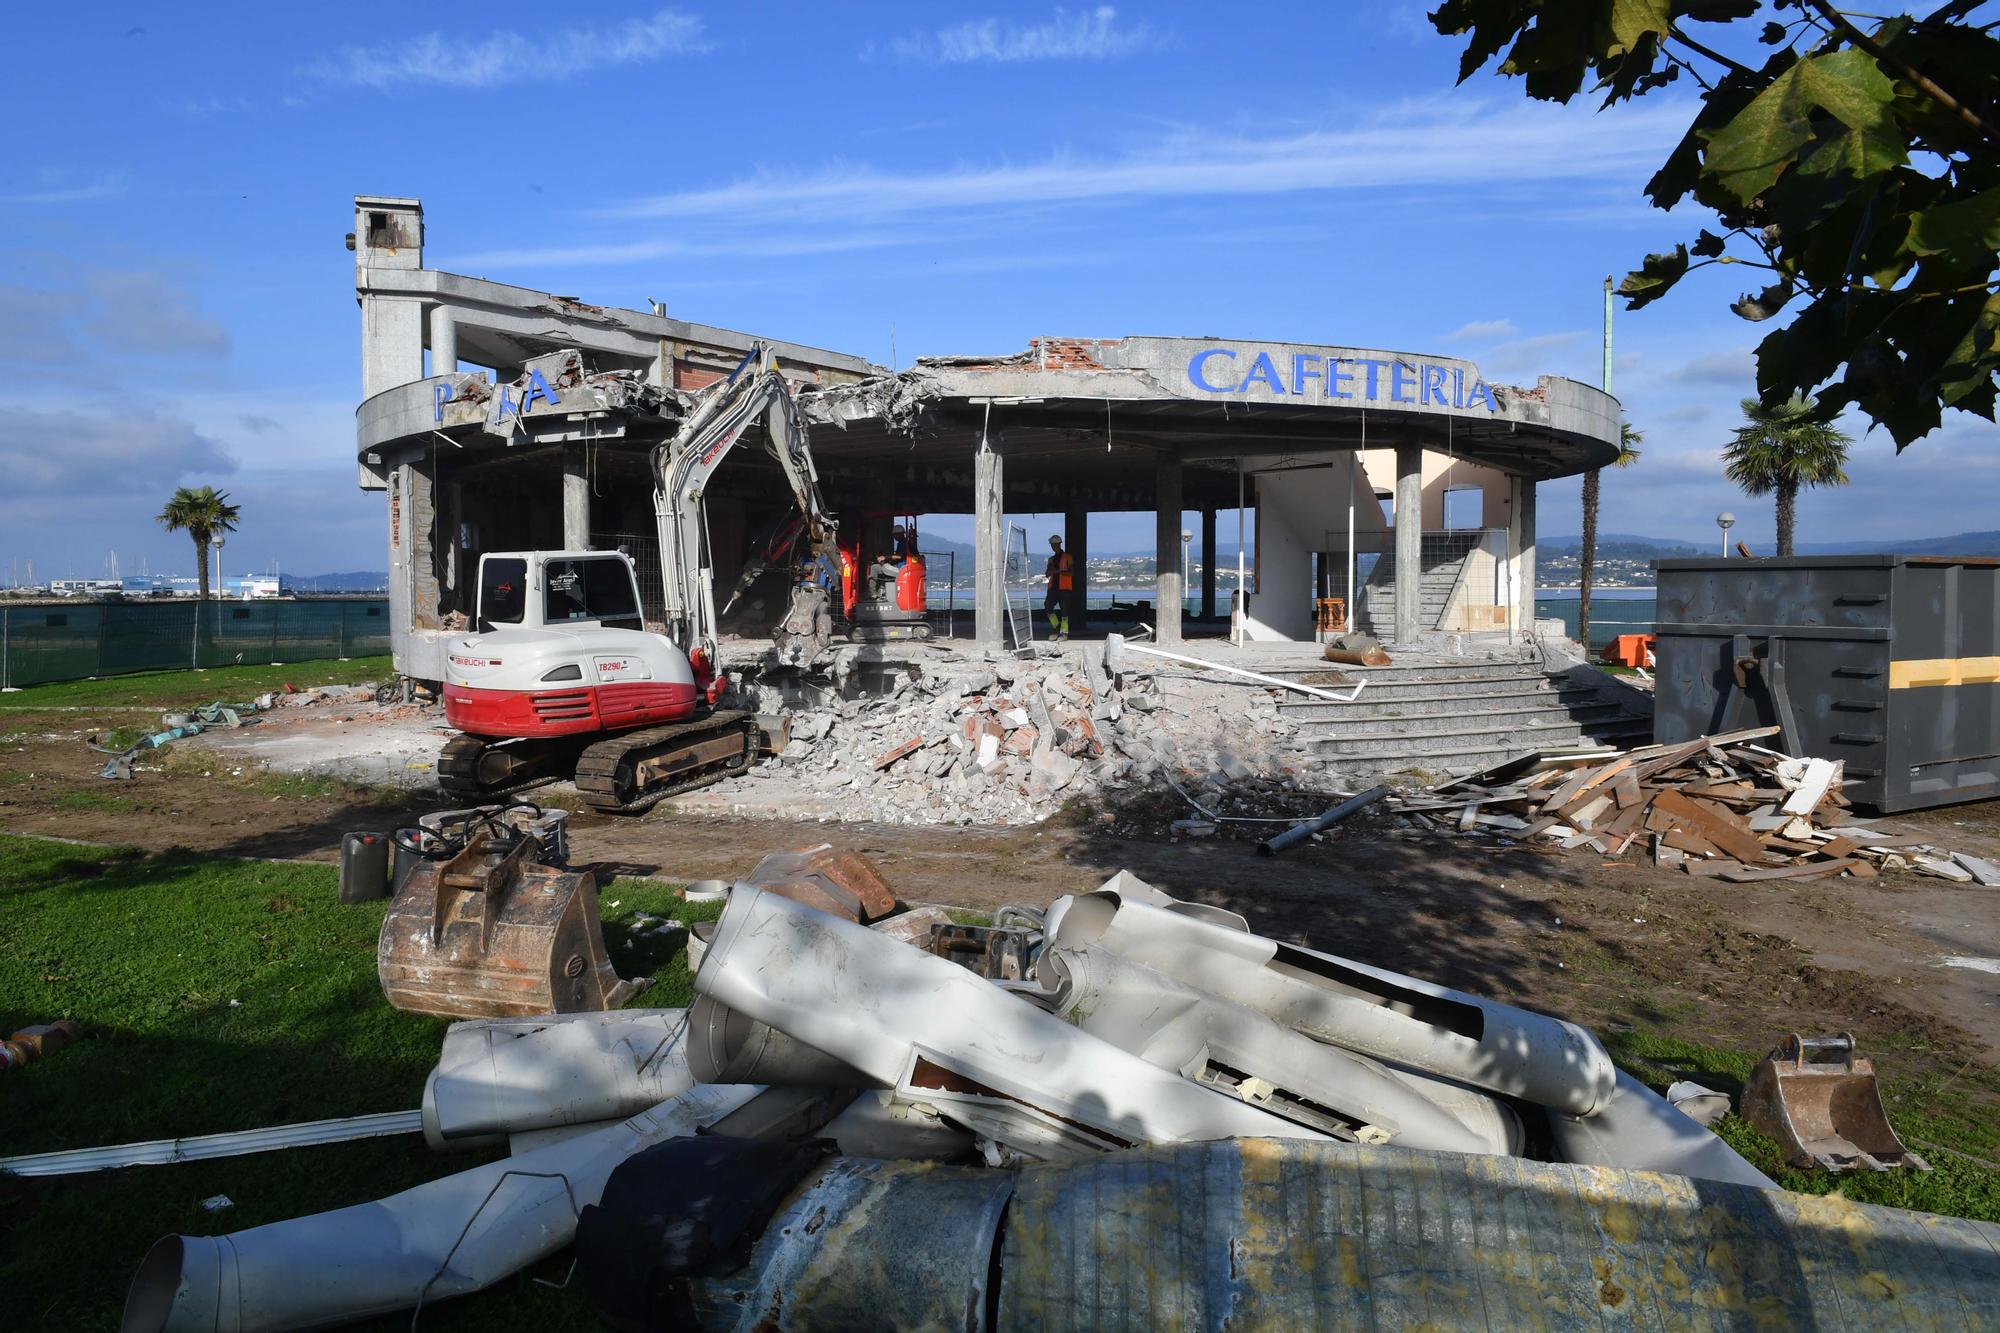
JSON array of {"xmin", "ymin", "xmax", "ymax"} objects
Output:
[
  {"xmin": 1389, "ymin": 362, "xmax": 1416, "ymax": 404},
  {"xmin": 433, "ymin": 382, "xmax": 454, "ymax": 423},
  {"xmin": 517, "ymin": 367, "xmax": 562, "ymax": 413},
  {"xmin": 1187, "ymin": 348, "xmax": 1237, "ymax": 392},
  {"xmin": 1182, "ymin": 346, "xmax": 1499, "ymax": 413},
  {"xmin": 1240, "ymin": 352, "xmax": 1286, "ymax": 394},
  {"xmin": 1291, "ymin": 354, "xmax": 1323, "ymax": 396},
  {"xmin": 1327, "ymin": 357, "xmax": 1355, "ymax": 399}
]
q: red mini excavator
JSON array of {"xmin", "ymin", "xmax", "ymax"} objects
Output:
[{"xmin": 435, "ymin": 347, "xmax": 838, "ymax": 812}]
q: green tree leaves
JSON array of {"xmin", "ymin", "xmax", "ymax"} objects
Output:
[{"xmin": 1434, "ymin": 1, "xmax": 2000, "ymax": 448}]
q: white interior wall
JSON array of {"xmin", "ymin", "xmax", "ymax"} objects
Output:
[{"xmin": 1242, "ymin": 454, "xmax": 1384, "ymax": 641}]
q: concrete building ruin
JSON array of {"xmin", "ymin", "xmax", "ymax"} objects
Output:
[{"xmin": 353, "ymin": 196, "xmax": 1623, "ymax": 681}]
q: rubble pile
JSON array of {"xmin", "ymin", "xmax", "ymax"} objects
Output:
[
  {"xmin": 723, "ymin": 642, "xmax": 1314, "ymax": 826},
  {"xmin": 1402, "ymin": 725, "xmax": 2000, "ymax": 885}
]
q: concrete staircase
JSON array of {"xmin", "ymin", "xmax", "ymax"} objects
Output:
[
  {"xmin": 1350, "ymin": 532, "xmax": 1482, "ymax": 640},
  {"xmin": 1269, "ymin": 655, "xmax": 1652, "ymax": 778}
]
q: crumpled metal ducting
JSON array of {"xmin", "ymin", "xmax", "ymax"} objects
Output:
[
  {"xmin": 122, "ymin": 1081, "xmax": 762, "ymax": 1333},
  {"xmin": 693, "ymin": 884, "xmax": 1329, "ymax": 1156},
  {"xmin": 423, "ymin": 1009, "xmax": 696, "ymax": 1150},
  {"xmin": 1049, "ymin": 885, "xmax": 1620, "ymax": 1118},
  {"xmin": 1041, "ymin": 946, "xmax": 1520, "ymax": 1156}
]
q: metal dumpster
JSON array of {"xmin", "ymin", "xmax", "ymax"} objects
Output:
[{"xmin": 1653, "ymin": 555, "xmax": 1999, "ymax": 811}]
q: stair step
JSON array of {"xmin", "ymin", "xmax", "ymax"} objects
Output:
[
  {"xmin": 1290, "ymin": 703, "xmax": 1627, "ymax": 738},
  {"xmin": 1314, "ymin": 720, "xmax": 1595, "ymax": 757},
  {"xmin": 1281, "ymin": 684, "xmax": 1598, "ymax": 711}
]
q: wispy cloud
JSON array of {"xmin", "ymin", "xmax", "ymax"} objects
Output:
[
  {"xmin": 890, "ymin": 6, "xmax": 1163, "ymax": 63},
  {"xmin": 600, "ymin": 97, "xmax": 1687, "ymax": 225},
  {"xmin": 0, "ymin": 173, "xmax": 128, "ymax": 205},
  {"xmin": 1442, "ymin": 319, "xmax": 1518, "ymax": 343},
  {"xmin": 1484, "ymin": 331, "xmax": 1585, "ymax": 373},
  {"xmin": 1675, "ymin": 347, "xmax": 1756, "ymax": 386},
  {"xmin": 305, "ymin": 9, "xmax": 706, "ymax": 90},
  {"xmin": 161, "ymin": 95, "xmax": 253, "ymax": 119}
]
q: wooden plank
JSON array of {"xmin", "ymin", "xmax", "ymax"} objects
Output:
[
  {"xmin": 1612, "ymin": 773, "xmax": 1644, "ymax": 810},
  {"xmin": 1780, "ymin": 758, "xmax": 1839, "ymax": 816},
  {"xmin": 1662, "ymin": 828, "xmax": 1721, "ymax": 857},
  {"xmin": 1650, "ymin": 789, "xmax": 1769, "ymax": 864},
  {"xmin": 1819, "ymin": 836, "xmax": 1860, "ymax": 859},
  {"xmin": 1682, "ymin": 859, "xmax": 1744, "ymax": 878},
  {"xmin": 1718, "ymin": 858, "xmax": 1859, "ymax": 883}
]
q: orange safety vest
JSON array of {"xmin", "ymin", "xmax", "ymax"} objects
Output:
[{"xmin": 1049, "ymin": 551, "xmax": 1073, "ymax": 591}]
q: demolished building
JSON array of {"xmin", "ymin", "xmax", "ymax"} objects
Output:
[{"xmin": 353, "ymin": 196, "xmax": 1623, "ymax": 684}]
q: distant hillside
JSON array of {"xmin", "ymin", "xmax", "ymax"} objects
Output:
[
  {"xmin": 1546, "ymin": 531, "xmax": 2000, "ymax": 558},
  {"xmin": 291, "ymin": 571, "xmax": 389, "ymax": 593}
]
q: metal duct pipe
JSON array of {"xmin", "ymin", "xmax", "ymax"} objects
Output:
[
  {"xmin": 1051, "ymin": 890, "xmax": 1618, "ymax": 1117},
  {"xmin": 121, "ymin": 1082, "xmax": 760, "ymax": 1333},
  {"xmin": 696, "ymin": 885, "xmax": 1328, "ymax": 1152},
  {"xmin": 1045, "ymin": 948, "xmax": 1519, "ymax": 1156},
  {"xmin": 423, "ymin": 1009, "xmax": 696, "ymax": 1149},
  {"xmin": 686, "ymin": 994, "xmax": 879, "ymax": 1088},
  {"xmin": 1548, "ymin": 1068, "xmax": 1773, "ymax": 1189}
]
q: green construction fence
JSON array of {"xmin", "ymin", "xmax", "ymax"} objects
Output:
[{"xmin": 0, "ymin": 599, "xmax": 392, "ymax": 689}]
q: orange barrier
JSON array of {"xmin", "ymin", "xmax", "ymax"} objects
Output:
[{"xmin": 1604, "ymin": 633, "xmax": 1655, "ymax": 668}]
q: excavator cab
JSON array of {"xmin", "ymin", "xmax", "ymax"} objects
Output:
[
  {"xmin": 475, "ymin": 551, "xmax": 646, "ymax": 635},
  {"xmin": 841, "ymin": 513, "xmax": 931, "ymax": 642}
]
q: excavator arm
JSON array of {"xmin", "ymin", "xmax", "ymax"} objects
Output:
[{"xmin": 651, "ymin": 347, "xmax": 838, "ymax": 676}]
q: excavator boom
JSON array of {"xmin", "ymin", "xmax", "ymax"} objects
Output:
[{"xmin": 652, "ymin": 348, "xmax": 837, "ymax": 670}]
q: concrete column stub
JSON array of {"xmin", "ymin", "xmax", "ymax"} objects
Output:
[
  {"xmin": 975, "ymin": 432, "xmax": 1006, "ymax": 648},
  {"xmin": 1155, "ymin": 452, "xmax": 1184, "ymax": 646},
  {"xmin": 1394, "ymin": 445, "xmax": 1424, "ymax": 646}
]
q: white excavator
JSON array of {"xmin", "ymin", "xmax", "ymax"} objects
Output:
[{"xmin": 436, "ymin": 347, "xmax": 839, "ymax": 812}]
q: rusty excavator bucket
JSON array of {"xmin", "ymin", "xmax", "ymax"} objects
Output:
[
  {"xmin": 377, "ymin": 807, "xmax": 643, "ymax": 1018},
  {"xmin": 1740, "ymin": 1032, "xmax": 1930, "ymax": 1174}
]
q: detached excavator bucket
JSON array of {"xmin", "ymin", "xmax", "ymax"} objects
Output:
[
  {"xmin": 377, "ymin": 824, "xmax": 643, "ymax": 1018},
  {"xmin": 1740, "ymin": 1032, "xmax": 1930, "ymax": 1173}
]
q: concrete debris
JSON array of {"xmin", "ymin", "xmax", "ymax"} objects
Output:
[{"xmin": 712, "ymin": 639, "xmax": 1327, "ymax": 828}]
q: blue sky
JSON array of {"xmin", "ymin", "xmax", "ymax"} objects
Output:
[{"xmin": 3, "ymin": 3, "xmax": 1994, "ymax": 583}]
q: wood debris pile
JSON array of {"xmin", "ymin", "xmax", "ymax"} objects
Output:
[{"xmin": 1398, "ymin": 726, "xmax": 2000, "ymax": 885}]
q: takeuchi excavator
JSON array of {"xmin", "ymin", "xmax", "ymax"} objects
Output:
[{"xmin": 436, "ymin": 348, "xmax": 838, "ymax": 812}]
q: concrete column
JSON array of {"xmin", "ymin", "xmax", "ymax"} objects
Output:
[
  {"xmin": 1509, "ymin": 474, "xmax": 1538, "ymax": 638},
  {"xmin": 1155, "ymin": 452, "xmax": 1184, "ymax": 646},
  {"xmin": 1200, "ymin": 507, "xmax": 1217, "ymax": 620},
  {"xmin": 1064, "ymin": 507, "xmax": 1088, "ymax": 634},
  {"xmin": 562, "ymin": 445, "xmax": 591, "ymax": 550},
  {"xmin": 429, "ymin": 306, "xmax": 457, "ymax": 377},
  {"xmin": 1394, "ymin": 445, "xmax": 1424, "ymax": 646},
  {"xmin": 974, "ymin": 433, "xmax": 1006, "ymax": 648}
]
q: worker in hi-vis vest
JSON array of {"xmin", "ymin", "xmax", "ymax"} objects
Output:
[{"xmin": 1045, "ymin": 534, "xmax": 1073, "ymax": 642}]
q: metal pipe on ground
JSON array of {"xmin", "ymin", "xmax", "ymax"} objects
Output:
[
  {"xmin": 121, "ymin": 1082, "xmax": 761, "ymax": 1333},
  {"xmin": 1046, "ymin": 884, "xmax": 1622, "ymax": 1120},
  {"xmin": 693, "ymin": 884, "xmax": 1329, "ymax": 1154},
  {"xmin": 1043, "ymin": 946, "xmax": 1520, "ymax": 1155},
  {"xmin": 1102, "ymin": 632, "xmax": 1366, "ymax": 702},
  {"xmin": 423, "ymin": 1009, "xmax": 698, "ymax": 1149},
  {"xmin": 1258, "ymin": 783, "xmax": 1391, "ymax": 855}
]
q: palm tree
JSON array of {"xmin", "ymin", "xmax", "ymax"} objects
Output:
[
  {"xmin": 1578, "ymin": 419, "xmax": 1643, "ymax": 653},
  {"xmin": 156, "ymin": 486, "xmax": 241, "ymax": 601},
  {"xmin": 1722, "ymin": 397, "xmax": 1852, "ymax": 556}
]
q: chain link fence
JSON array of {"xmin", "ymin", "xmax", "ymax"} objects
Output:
[{"xmin": 0, "ymin": 599, "xmax": 392, "ymax": 689}]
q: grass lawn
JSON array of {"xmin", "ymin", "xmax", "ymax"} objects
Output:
[
  {"xmin": 0, "ymin": 832, "xmax": 716, "ymax": 1331},
  {"xmin": 0, "ymin": 655, "xmax": 396, "ymax": 714}
]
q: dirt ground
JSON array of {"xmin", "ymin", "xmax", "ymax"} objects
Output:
[{"xmin": 4, "ymin": 696, "xmax": 1998, "ymax": 1112}]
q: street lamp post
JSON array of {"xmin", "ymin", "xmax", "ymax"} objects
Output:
[{"xmin": 1715, "ymin": 512, "xmax": 1735, "ymax": 558}]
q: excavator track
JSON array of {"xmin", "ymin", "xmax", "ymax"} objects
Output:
[
  {"xmin": 437, "ymin": 734, "xmax": 583, "ymax": 801},
  {"xmin": 572, "ymin": 709, "xmax": 758, "ymax": 815}
]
